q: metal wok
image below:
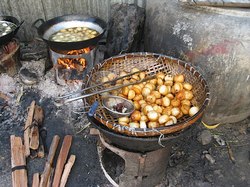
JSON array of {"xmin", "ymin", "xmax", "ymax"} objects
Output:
[
  {"xmin": 33, "ymin": 14, "xmax": 106, "ymax": 50},
  {"xmin": 0, "ymin": 16, "xmax": 24, "ymax": 46},
  {"xmin": 87, "ymin": 114, "xmax": 196, "ymax": 153}
]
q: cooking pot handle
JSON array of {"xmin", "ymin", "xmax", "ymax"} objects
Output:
[
  {"xmin": 13, "ymin": 20, "xmax": 24, "ymax": 33},
  {"xmin": 19, "ymin": 20, "xmax": 24, "ymax": 26},
  {"xmin": 32, "ymin": 19, "xmax": 45, "ymax": 30}
]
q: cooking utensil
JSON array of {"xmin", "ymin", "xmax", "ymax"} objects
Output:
[
  {"xmin": 54, "ymin": 69, "xmax": 155, "ymax": 106},
  {"xmin": 102, "ymin": 95, "xmax": 135, "ymax": 118},
  {"xmin": 0, "ymin": 16, "xmax": 24, "ymax": 45},
  {"xmin": 83, "ymin": 52, "xmax": 210, "ymax": 137},
  {"xmin": 33, "ymin": 14, "xmax": 106, "ymax": 50}
]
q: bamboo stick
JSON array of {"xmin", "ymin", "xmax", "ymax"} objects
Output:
[
  {"xmin": 32, "ymin": 173, "xmax": 40, "ymax": 187},
  {"xmin": 39, "ymin": 135, "xmax": 60, "ymax": 187},
  {"xmin": 24, "ymin": 100, "xmax": 36, "ymax": 157},
  {"xmin": 52, "ymin": 135, "xmax": 73, "ymax": 187},
  {"xmin": 10, "ymin": 135, "xmax": 28, "ymax": 187},
  {"xmin": 59, "ymin": 155, "xmax": 76, "ymax": 187}
]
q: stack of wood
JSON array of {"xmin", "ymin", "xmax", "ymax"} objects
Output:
[
  {"xmin": 24, "ymin": 100, "xmax": 46, "ymax": 158},
  {"xmin": 10, "ymin": 100, "xmax": 76, "ymax": 187},
  {"xmin": 36, "ymin": 135, "xmax": 76, "ymax": 187}
]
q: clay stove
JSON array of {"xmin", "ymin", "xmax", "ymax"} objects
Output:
[{"xmin": 49, "ymin": 46, "xmax": 96, "ymax": 83}]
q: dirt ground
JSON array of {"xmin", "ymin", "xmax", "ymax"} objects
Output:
[{"xmin": 0, "ymin": 76, "xmax": 249, "ymax": 187}]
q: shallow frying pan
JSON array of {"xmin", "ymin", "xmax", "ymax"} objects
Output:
[
  {"xmin": 0, "ymin": 16, "xmax": 24, "ymax": 45},
  {"xmin": 33, "ymin": 14, "xmax": 107, "ymax": 50}
]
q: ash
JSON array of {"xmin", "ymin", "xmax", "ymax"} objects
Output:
[
  {"xmin": 0, "ymin": 74, "xmax": 20, "ymax": 96},
  {"xmin": 37, "ymin": 68, "xmax": 83, "ymax": 100},
  {"xmin": 0, "ymin": 66, "xmax": 88, "ymax": 134},
  {"xmin": 0, "ymin": 74, "xmax": 25, "ymax": 135}
]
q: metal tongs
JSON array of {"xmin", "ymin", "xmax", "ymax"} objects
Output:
[{"xmin": 54, "ymin": 69, "xmax": 156, "ymax": 106}]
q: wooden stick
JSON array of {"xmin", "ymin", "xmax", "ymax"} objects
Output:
[
  {"xmin": 40, "ymin": 127, "xmax": 48, "ymax": 153},
  {"xmin": 59, "ymin": 155, "xmax": 76, "ymax": 187},
  {"xmin": 47, "ymin": 136, "xmax": 60, "ymax": 165},
  {"xmin": 52, "ymin": 135, "xmax": 73, "ymax": 187},
  {"xmin": 38, "ymin": 135, "xmax": 45, "ymax": 158},
  {"xmin": 10, "ymin": 135, "xmax": 28, "ymax": 187},
  {"xmin": 29, "ymin": 121, "xmax": 39, "ymax": 150},
  {"xmin": 89, "ymin": 128, "xmax": 99, "ymax": 135},
  {"xmin": 30, "ymin": 105, "xmax": 44, "ymax": 150},
  {"xmin": 24, "ymin": 100, "xmax": 36, "ymax": 157},
  {"xmin": 47, "ymin": 168, "xmax": 55, "ymax": 187},
  {"xmin": 32, "ymin": 173, "xmax": 40, "ymax": 187},
  {"xmin": 227, "ymin": 142, "xmax": 236, "ymax": 164},
  {"xmin": 40, "ymin": 163, "xmax": 52, "ymax": 187},
  {"xmin": 40, "ymin": 135, "xmax": 60, "ymax": 187}
]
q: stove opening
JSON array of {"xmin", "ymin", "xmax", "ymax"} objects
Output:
[
  {"xmin": 57, "ymin": 48, "xmax": 90, "ymax": 71},
  {"xmin": 50, "ymin": 47, "xmax": 95, "ymax": 83},
  {"xmin": 101, "ymin": 148, "xmax": 125, "ymax": 183}
]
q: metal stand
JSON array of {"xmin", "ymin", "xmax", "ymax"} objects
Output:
[{"xmin": 97, "ymin": 133, "xmax": 172, "ymax": 187}]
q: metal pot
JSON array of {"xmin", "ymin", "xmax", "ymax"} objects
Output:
[
  {"xmin": 33, "ymin": 14, "xmax": 106, "ymax": 50},
  {"xmin": 0, "ymin": 16, "xmax": 24, "ymax": 45}
]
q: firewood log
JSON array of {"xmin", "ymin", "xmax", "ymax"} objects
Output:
[
  {"xmin": 10, "ymin": 135, "xmax": 28, "ymax": 187},
  {"xmin": 52, "ymin": 135, "xmax": 72, "ymax": 187},
  {"xmin": 30, "ymin": 105, "xmax": 44, "ymax": 150},
  {"xmin": 47, "ymin": 168, "xmax": 55, "ymax": 187},
  {"xmin": 32, "ymin": 173, "xmax": 40, "ymax": 187},
  {"xmin": 39, "ymin": 135, "xmax": 60, "ymax": 187},
  {"xmin": 59, "ymin": 155, "xmax": 76, "ymax": 187},
  {"xmin": 24, "ymin": 101, "xmax": 36, "ymax": 157}
]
